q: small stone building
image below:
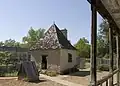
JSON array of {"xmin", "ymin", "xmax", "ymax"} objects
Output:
[{"xmin": 30, "ymin": 24, "xmax": 78, "ymax": 73}]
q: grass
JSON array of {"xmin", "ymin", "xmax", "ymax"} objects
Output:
[
  {"xmin": 0, "ymin": 71, "xmax": 18, "ymax": 77},
  {"xmin": 41, "ymin": 70, "xmax": 58, "ymax": 77},
  {"xmin": 46, "ymin": 71, "xmax": 58, "ymax": 77}
]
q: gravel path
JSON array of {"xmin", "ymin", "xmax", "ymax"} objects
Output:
[{"xmin": 40, "ymin": 74, "xmax": 84, "ymax": 86}]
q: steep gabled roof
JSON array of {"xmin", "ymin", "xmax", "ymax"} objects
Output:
[{"xmin": 30, "ymin": 24, "xmax": 76, "ymax": 50}]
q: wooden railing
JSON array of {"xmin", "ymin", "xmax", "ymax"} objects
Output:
[{"xmin": 96, "ymin": 69, "xmax": 119, "ymax": 86}]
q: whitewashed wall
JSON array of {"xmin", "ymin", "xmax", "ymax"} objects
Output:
[
  {"xmin": 60, "ymin": 49, "xmax": 77, "ymax": 71},
  {"xmin": 31, "ymin": 49, "xmax": 60, "ymax": 72}
]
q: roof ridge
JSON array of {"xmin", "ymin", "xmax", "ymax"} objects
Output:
[
  {"xmin": 52, "ymin": 24, "xmax": 62, "ymax": 48},
  {"xmin": 53, "ymin": 24, "xmax": 76, "ymax": 50}
]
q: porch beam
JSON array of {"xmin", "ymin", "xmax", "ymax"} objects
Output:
[
  {"xmin": 109, "ymin": 25, "xmax": 114, "ymax": 86},
  {"xmin": 116, "ymin": 34, "xmax": 120, "ymax": 86},
  {"xmin": 90, "ymin": 0, "xmax": 97, "ymax": 85}
]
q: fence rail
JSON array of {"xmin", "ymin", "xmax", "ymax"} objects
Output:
[
  {"xmin": 97, "ymin": 58, "xmax": 117, "ymax": 66},
  {"xmin": 96, "ymin": 69, "xmax": 119, "ymax": 86}
]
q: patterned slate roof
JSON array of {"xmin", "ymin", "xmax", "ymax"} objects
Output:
[{"xmin": 30, "ymin": 24, "xmax": 76, "ymax": 50}]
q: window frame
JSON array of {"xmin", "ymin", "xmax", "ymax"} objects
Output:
[{"xmin": 68, "ymin": 53, "xmax": 72, "ymax": 62}]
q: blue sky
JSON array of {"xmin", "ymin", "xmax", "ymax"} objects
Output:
[{"xmin": 0, "ymin": 0, "xmax": 102, "ymax": 44}]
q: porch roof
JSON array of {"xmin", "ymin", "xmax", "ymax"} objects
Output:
[{"xmin": 88, "ymin": 0, "xmax": 120, "ymax": 34}]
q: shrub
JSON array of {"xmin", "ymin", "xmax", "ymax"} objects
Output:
[
  {"xmin": 0, "ymin": 70, "xmax": 5, "ymax": 76},
  {"xmin": 45, "ymin": 71, "xmax": 58, "ymax": 77},
  {"xmin": 0, "ymin": 66, "xmax": 18, "ymax": 77},
  {"xmin": 4, "ymin": 71, "xmax": 18, "ymax": 77},
  {"xmin": 98, "ymin": 65, "xmax": 109, "ymax": 71},
  {"xmin": 41, "ymin": 70, "xmax": 46, "ymax": 74}
]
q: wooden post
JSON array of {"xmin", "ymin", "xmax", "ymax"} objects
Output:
[
  {"xmin": 109, "ymin": 27, "xmax": 113, "ymax": 86},
  {"xmin": 116, "ymin": 35, "xmax": 120, "ymax": 86},
  {"xmin": 90, "ymin": 0, "xmax": 97, "ymax": 86}
]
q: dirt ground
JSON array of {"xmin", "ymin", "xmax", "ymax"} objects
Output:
[
  {"xmin": 57, "ymin": 69, "xmax": 117, "ymax": 86},
  {"xmin": 0, "ymin": 68, "xmax": 118, "ymax": 86},
  {"xmin": 61, "ymin": 75, "xmax": 89, "ymax": 86},
  {"xmin": 0, "ymin": 78, "xmax": 66, "ymax": 86}
]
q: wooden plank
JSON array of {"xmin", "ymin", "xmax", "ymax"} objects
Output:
[
  {"xmin": 109, "ymin": 26, "xmax": 114, "ymax": 86},
  {"xmin": 116, "ymin": 35, "xmax": 120, "ymax": 86},
  {"xmin": 106, "ymin": 80, "xmax": 108, "ymax": 86},
  {"xmin": 90, "ymin": 0, "xmax": 97, "ymax": 85},
  {"xmin": 97, "ymin": 69, "xmax": 119, "ymax": 85},
  {"xmin": 87, "ymin": 0, "xmax": 120, "ymax": 35}
]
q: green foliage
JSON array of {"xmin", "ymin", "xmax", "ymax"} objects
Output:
[
  {"xmin": 0, "ymin": 41, "xmax": 4, "ymax": 46},
  {"xmin": 103, "ymin": 54, "xmax": 109, "ymax": 58},
  {"xmin": 98, "ymin": 65, "xmax": 117, "ymax": 71},
  {"xmin": 4, "ymin": 71, "xmax": 18, "ymax": 77},
  {"xmin": 22, "ymin": 27, "xmax": 45, "ymax": 48},
  {"xmin": 97, "ymin": 19, "xmax": 116, "ymax": 58},
  {"xmin": 0, "ymin": 51, "xmax": 19, "ymax": 66},
  {"xmin": 0, "ymin": 65, "xmax": 18, "ymax": 77},
  {"xmin": 0, "ymin": 71, "xmax": 18, "ymax": 77},
  {"xmin": 98, "ymin": 65, "xmax": 109, "ymax": 71},
  {"xmin": 74, "ymin": 37, "xmax": 90, "ymax": 58},
  {"xmin": 97, "ymin": 20, "xmax": 109, "ymax": 58},
  {"xmin": 20, "ymin": 43, "xmax": 29, "ymax": 48},
  {"xmin": 0, "ymin": 51, "xmax": 12, "ymax": 65},
  {"xmin": 0, "ymin": 27, "xmax": 45, "ymax": 49},
  {"xmin": 4, "ymin": 39, "xmax": 20, "ymax": 47},
  {"xmin": 98, "ymin": 19, "xmax": 109, "ymax": 42},
  {"xmin": 97, "ymin": 39, "xmax": 108, "ymax": 58},
  {"xmin": 0, "ymin": 39, "xmax": 21, "ymax": 47}
]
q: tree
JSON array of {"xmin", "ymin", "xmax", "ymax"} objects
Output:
[
  {"xmin": 0, "ymin": 39, "xmax": 21, "ymax": 47},
  {"xmin": 22, "ymin": 27, "xmax": 45, "ymax": 48},
  {"xmin": 0, "ymin": 41, "xmax": 4, "ymax": 46},
  {"xmin": 98, "ymin": 19, "xmax": 109, "ymax": 42},
  {"xmin": 74, "ymin": 37, "xmax": 90, "ymax": 58},
  {"xmin": 4, "ymin": 39, "xmax": 15, "ymax": 47},
  {"xmin": 97, "ymin": 19, "xmax": 116, "ymax": 58},
  {"xmin": 97, "ymin": 19, "xmax": 109, "ymax": 58},
  {"xmin": 3, "ymin": 39, "xmax": 20, "ymax": 47},
  {"xmin": 0, "ymin": 51, "xmax": 12, "ymax": 65}
]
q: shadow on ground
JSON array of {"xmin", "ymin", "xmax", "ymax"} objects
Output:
[
  {"xmin": 69, "ymin": 71, "xmax": 90, "ymax": 77},
  {"xmin": 29, "ymin": 78, "xmax": 47, "ymax": 83}
]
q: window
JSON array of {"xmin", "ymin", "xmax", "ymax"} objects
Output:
[{"xmin": 68, "ymin": 53, "xmax": 72, "ymax": 62}]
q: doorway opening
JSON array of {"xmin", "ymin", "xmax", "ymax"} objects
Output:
[{"xmin": 41, "ymin": 55, "xmax": 48, "ymax": 69}]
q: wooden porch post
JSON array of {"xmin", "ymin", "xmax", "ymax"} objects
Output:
[
  {"xmin": 116, "ymin": 34, "xmax": 120, "ymax": 86},
  {"xmin": 90, "ymin": 0, "xmax": 97, "ymax": 85},
  {"xmin": 109, "ymin": 26, "xmax": 113, "ymax": 86}
]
